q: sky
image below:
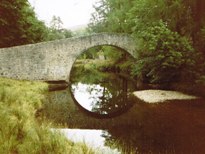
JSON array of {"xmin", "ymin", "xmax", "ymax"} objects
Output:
[{"xmin": 28, "ymin": 0, "xmax": 99, "ymax": 29}]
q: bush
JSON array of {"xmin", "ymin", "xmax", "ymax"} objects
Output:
[{"xmin": 132, "ymin": 21, "xmax": 199, "ymax": 84}]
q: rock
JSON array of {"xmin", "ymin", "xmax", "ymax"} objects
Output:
[{"xmin": 133, "ymin": 89, "xmax": 199, "ymax": 103}]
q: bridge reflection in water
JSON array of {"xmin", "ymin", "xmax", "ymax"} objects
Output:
[
  {"xmin": 42, "ymin": 63, "xmax": 205, "ymax": 153},
  {"xmin": 70, "ymin": 72, "xmax": 136, "ymax": 118},
  {"xmin": 45, "ymin": 84, "xmax": 205, "ymax": 153}
]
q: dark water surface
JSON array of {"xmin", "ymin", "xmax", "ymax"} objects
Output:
[
  {"xmin": 46, "ymin": 70, "xmax": 205, "ymax": 153},
  {"xmin": 70, "ymin": 71, "xmax": 136, "ymax": 117},
  {"xmin": 104, "ymin": 99, "xmax": 205, "ymax": 154}
]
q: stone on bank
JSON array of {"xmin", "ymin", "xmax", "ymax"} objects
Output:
[{"xmin": 133, "ymin": 90, "xmax": 199, "ymax": 103}]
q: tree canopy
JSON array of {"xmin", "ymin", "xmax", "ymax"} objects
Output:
[
  {"xmin": 0, "ymin": 1, "xmax": 73, "ymax": 48},
  {"xmin": 88, "ymin": 0, "xmax": 205, "ymax": 84},
  {"xmin": 0, "ymin": 0, "xmax": 49, "ymax": 48},
  {"xmin": 47, "ymin": 16, "xmax": 72, "ymax": 41}
]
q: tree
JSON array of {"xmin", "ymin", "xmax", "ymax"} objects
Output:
[
  {"xmin": 88, "ymin": 0, "xmax": 134, "ymax": 33},
  {"xmin": 0, "ymin": 0, "xmax": 48, "ymax": 48},
  {"xmin": 132, "ymin": 21, "xmax": 197, "ymax": 83},
  {"xmin": 47, "ymin": 16, "xmax": 72, "ymax": 41},
  {"xmin": 49, "ymin": 16, "xmax": 63, "ymax": 30},
  {"xmin": 88, "ymin": 0, "xmax": 205, "ymax": 84}
]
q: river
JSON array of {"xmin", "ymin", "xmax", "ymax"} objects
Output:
[{"xmin": 44, "ymin": 69, "xmax": 205, "ymax": 153}]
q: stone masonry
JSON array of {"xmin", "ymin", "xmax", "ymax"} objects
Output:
[{"xmin": 0, "ymin": 33, "xmax": 136, "ymax": 82}]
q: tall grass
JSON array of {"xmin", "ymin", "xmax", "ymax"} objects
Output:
[{"xmin": 0, "ymin": 78, "xmax": 94, "ymax": 154}]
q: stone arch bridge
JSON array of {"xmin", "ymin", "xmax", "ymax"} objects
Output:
[
  {"xmin": 0, "ymin": 33, "xmax": 137, "ymax": 82},
  {"xmin": 0, "ymin": 33, "xmax": 141, "ymax": 127}
]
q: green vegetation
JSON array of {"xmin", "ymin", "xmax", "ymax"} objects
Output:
[
  {"xmin": 88, "ymin": 0, "xmax": 205, "ymax": 85},
  {"xmin": 47, "ymin": 15, "xmax": 73, "ymax": 41},
  {"xmin": 0, "ymin": 1, "xmax": 73, "ymax": 48},
  {"xmin": 2, "ymin": 1, "xmax": 205, "ymax": 153},
  {"xmin": 77, "ymin": 46, "xmax": 135, "ymax": 76},
  {"xmin": 0, "ymin": 78, "xmax": 94, "ymax": 154},
  {"xmin": 0, "ymin": 0, "xmax": 48, "ymax": 48},
  {"xmin": 132, "ymin": 21, "xmax": 198, "ymax": 83}
]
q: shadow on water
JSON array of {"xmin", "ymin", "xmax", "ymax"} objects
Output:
[
  {"xmin": 43, "ymin": 69, "xmax": 205, "ymax": 153},
  {"xmin": 103, "ymin": 99, "xmax": 205, "ymax": 153},
  {"xmin": 45, "ymin": 88, "xmax": 205, "ymax": 153}
]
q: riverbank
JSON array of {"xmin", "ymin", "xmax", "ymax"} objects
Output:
[
  {"xmin": 73, "ymin": 58, "xmax": 134, "ymax": 75},
  {"xmin": 0, "ymin": 78, "xmax": 94, "ymax": 154},
  {"xmin": 72, "ymin": 59, "xmax": 205, "ymax": 99},
  {"xmin": 2, "ymin": 76, "xmax": 204, "ymax": 153}
]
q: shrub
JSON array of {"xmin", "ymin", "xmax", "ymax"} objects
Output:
[{"xmin": 132, "ymin": 21, "xmax": 198, "ymax": 84}]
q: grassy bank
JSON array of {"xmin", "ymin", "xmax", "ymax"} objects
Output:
[
  {"xmin": 0, "ymin": 78, "xmax": 94, "ymax": 154},
  {"xmin": 73, "ymin": 58, "xmax": 134, "ymax": 74}
]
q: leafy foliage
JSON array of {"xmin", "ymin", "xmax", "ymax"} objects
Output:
[
  {"xmin": 132, "ymin": 21, "xmax": 197, "ymax": 83},
  {"xmin": 0, "ymin": 0, "xmax": 48, "ymax": 48},
  {"xmin": 47, "ymin": 16, "xmax": 73, "ymax": 41},
  {"xmin": 88, "ymin": 0, "xmax": 205, "ymax": 84},
  {"xmin": 0, "ymin": 2, "xmax": 73, "ymax": 47}
]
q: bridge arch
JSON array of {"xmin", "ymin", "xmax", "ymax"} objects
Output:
[
  {"xmin": 0, "ymin": 33, "xmax": 137, "ymax": 82},
  {"xmin": 63, "ymin": 33, "xmax": 136, "ymax": 82}
]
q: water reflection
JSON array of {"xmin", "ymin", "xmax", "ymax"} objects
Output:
[
  {"xmin": 70, "ymin": 70, "xmax": 136, "ymax": 116},
  {"xmin": 102, "ymin": 99, "xmax": 205, "ymax": 153},
  {"xmin": 53, "ymin": 129, "xmax": 120, "ymax": 154},
  {"xmin": 46, "ymin": 85, "xmax": 205, "ymax": 153},
  {"xmin": 71, "ymin": 83, "xmax": 112, "ymax": 114}
]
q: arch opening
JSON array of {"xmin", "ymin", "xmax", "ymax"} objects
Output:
[{"xmin": 69, "ymin": 45, "xmax": 137, "ymax": 118}]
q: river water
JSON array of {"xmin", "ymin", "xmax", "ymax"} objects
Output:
[
  {"xmin": 70, "ymin": 70, "xmax": 136, "ymax": 117},
  {"xmin": 45, "ymin": 69, "xmax": 205, "ymax": 153}
]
